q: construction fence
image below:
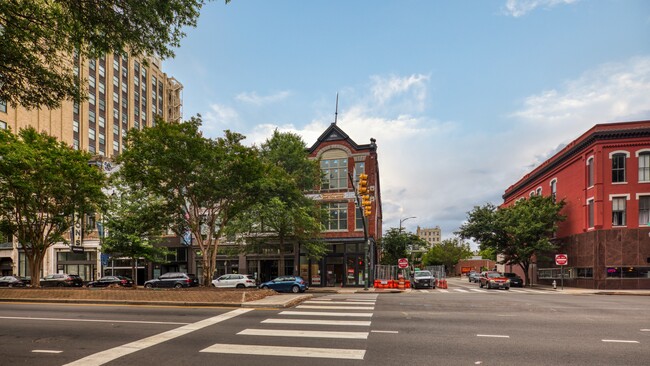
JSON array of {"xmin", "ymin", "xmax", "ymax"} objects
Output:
[{"xmin": 372, "ymin": 264, "xmax": 446, "ymax": 289}]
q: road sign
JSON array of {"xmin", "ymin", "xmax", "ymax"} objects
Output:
[
  {"xmin": 398, "ymin": 258, "xmax": 409, "ymax": 269},
  {"xmin": 555, "ymin": 254, "xmax": 568, "ymax": 266}
]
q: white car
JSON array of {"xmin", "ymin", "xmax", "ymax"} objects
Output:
[{"xmin": 211, "ymin": 274, "xmax": 257, "ymax": 288}]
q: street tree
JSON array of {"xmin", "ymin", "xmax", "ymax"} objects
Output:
[
  {"xmin": 421, "ymin": 238, "xmax": 472, "ymax": 274},
  {"xmin": 457, "ymin": 196, "xmax": 566, "ymax": 286},
  {"xmin": 379, "ymin": 228, "xmax": 425, "ymax": 266},
  {"xmin": 0, "ymin": 127, "xmax": 106, "ymax": 286},
  {"xmin": 101, "ymin": 177, "xmax": 170, "ymax": 286},
  {"xmin": 0, "ymin": 0, "xmax": 229, "ymax": 109},
  {"xmin": 116, "ymin": 116, "xmax": 265, "ymax": 286}
]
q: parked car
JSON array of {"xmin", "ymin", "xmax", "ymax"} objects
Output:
[
  {"xmin": 468, "ymin": 271, "xmax": 480, "ymax": 283},
  {"xmin": 259, "ymin": 276, "xmax": 308, "ymax": 293},
  {"xmin": 503, "ymin": 272, "xmax": 524, "ymax": 287},
  {"xmin": 212, "ymin": 274, "xmax": 256, "ymax": 288},
  {"xmin": 479, "ymin": 271, "xmax": 510, "ymax": 290},
  {"xmin": 40, "ymin": 274, "xmax": 84, "ymax": 287},
  {"xmin": 411, "ymin": 270, "xmax": 435, "ymax": 289},
  {"xmin": 0, "ymin": 275, "xmax": 31, "ymax": 287},
  {"xmin": 144, "ymin": 272, "xmax": 199, "ymax": 289},
  {"xmin": 86, "ymin": 276, "xmax": 134, "ymax": 288}
]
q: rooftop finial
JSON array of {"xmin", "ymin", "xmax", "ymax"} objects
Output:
[{"xmin": 334, "ymin": 92, "xmax": 339, "ymax": 125}]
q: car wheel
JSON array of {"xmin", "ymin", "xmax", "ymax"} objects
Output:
[
  {"xmin": 479, "ymin": 281, "xmax": 483, "ymax": 288},
  {"xmin": 236, "ymin": 284, "xmax": 245, "ymax": 289},
  {"xmin": 291, "ymin": 285, "xmax": 299, "ymax": 293},
  {"xmin": 57, "ymin": 282, "xmax": 65, "ymax": 287},
  {"xmin": 8, "ymin": 284, "xmax": 13, "ymax": 288},
  {"xmin": 486, "ymin": 282, "xmax": 491, "ymax": 289},
  {"xmin": 174, "ymin": 283, "xmax": 182, "ymax": 289},
  {"xmin": 144, "ymin": 283, "xmax": 153, "ymax": 289},
  {"xmin": 505, "ymin": 287, "xmax": 510, "ymax": 290},
  {"xmin": 261, "ymin": 285, "xmax": 269, "ymax": 290}
]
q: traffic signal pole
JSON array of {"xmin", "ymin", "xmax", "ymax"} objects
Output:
[{"xmin": 349, "ymin": 172, "xmax": 371, "ymax": 291}]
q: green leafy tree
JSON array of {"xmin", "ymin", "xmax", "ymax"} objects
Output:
[
  {"xmin": 0, "ymin": 0, "xmax": 229, "ymax": 109},
  {"xmin": 478, "ymin": 247, "xmax": 497, "ymax": 261},
  {"xmin": 379, "ymin": 228, "xmax": 424, "ymax": 265},
  {"xmin": 117, "ymin": 116, "xmax": 265, "ymax": 286},
  {"xmin": 421, "ymin": 238, "xmax": 472, "ymax": 274},
  {"xmin": 101, "ymin": 178, "xmax": 170, "ymax": 286},
  {"xmin": 457, "ymin": 196, "xmax": 566, "ymax": 286},
  {"xmin": 230, "ymin": 130, "xmax": 326, "ymax": 275},
  {"xmin": 0, "ymin": 127, "xmax": 106, "ymax": 286}
]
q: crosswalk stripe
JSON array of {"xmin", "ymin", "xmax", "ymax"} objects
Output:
[
  {"xmin": 469, "ymin": 289, "xmax": 487, "ymax": 293},
  {"xmin": 297, "ymin": 305, "xmax": 374, "ymax": 310},
  {"xmin": 304, "ymin": 301, "xmax": 375, "ymax": 305},
  {"xmin": 454, "ymin": 289, "xmax": 469, "ymax": 293},
  {"xmin": 280, "ymin": 311, "xmax": 373, "ymax": 317},
  {"xmin": 238, "ymin": 329, "xmax": 369, "ymax": 339},
  {"xmin": 438, "ymin": 289, "xmax": 449, "ymax": 293},
  {"xmin": 201, "ymin": 344, "xmax": 366, "ymax": 360},
  {"xmin": 262, "ymin": 318, "xmax": 371, "ymax": 326}
]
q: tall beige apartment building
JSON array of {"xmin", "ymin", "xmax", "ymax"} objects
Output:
[
  {"xmin": 0, "ymin": 52, "xmax": 182, "ymax": 281},
  {"xmin": 0, "ymin": 52, "xmax": 182, "ymax": 158},
  {"xmin": 416, "ymin": 226, "xmax": 442, "ymax": 248}
]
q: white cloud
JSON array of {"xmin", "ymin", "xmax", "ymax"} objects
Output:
[
  {"xmin": 235, "ymin": 90, "xmax": 291, "ymax": 105},
  {"xmin": 504, "ymin": 0, "xmax": 578, "ymax": 17},
  {"xmin": 370, "ymin": 74, "xmax": 430, "ymax": 109},
  {"xmin": 202, "ymin": 103, "xmax": 240, "ymax": 137}
]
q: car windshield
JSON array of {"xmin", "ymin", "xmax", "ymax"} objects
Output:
[
  {"xmin": 487, "ymin": 272, "xmax": 503, "ymax": 278},
  {"xmin": 414, "ymin": 271, "xmax": 432, "ymax": 278},
  {"xmin": 504, "ymin": 273, "xmax": 517, "ymax": 278}
]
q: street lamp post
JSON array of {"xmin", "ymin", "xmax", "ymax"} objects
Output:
[{"xmin": 399, "ymin": 216, "xmax": 416, "ymax": 232}]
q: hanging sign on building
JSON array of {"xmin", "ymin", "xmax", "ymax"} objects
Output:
[{"xmin": 71, "ymin": 212, "xmax": 84, "ymax": 252}]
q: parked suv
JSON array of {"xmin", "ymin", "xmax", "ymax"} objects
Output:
[
  {"xmin": 40, "ymin": 274, "xmax": 84, "ymax": 287},
  {"xmin": 144, "ymin": 272, "xmax": 199, "ymax": 288},
  {"xmin": 212, "ymin": 274, "xmax": 256, "ymax": 288},
  {"xmin": 411, "ymin": 270, "xmax": 435, "ymax": 289}
]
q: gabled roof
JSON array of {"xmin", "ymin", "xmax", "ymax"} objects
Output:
[{"xmin": 308, "ymin": 123, "xmax": 375, "ymax": 153}]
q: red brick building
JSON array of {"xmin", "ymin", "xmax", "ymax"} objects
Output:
[
  {"xmin": 303, "ymin": 123, "xmax": 383, "ymax": 287},
  {"xmin": 503, "ymin": 120, "xmax": 650, "ymax": 289}
]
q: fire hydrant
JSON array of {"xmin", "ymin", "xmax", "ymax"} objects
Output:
[{"xmin": 552, "ymin": 280, "xmax": 557, "ymax": 290}]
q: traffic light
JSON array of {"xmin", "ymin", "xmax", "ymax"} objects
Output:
[
  {"xmin": 358, "ymin": 173, "xmax": 368, "ymax": 194},
  {"xmin": 361, "ymin": 194, "xmax": 372, "ymax": 216}
]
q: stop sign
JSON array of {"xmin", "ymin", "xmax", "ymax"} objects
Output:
[
  {"xmin": 398, "ymin": 258, "xmax": 409, "ymax": 269},
  {"xmin": 555, "ymin": 254, "xmax": 568, "ymax": 266}
]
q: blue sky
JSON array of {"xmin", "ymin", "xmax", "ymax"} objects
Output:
[{"xmin": 164, "ymin": 0, "xmax": 650, "ymax": 246}]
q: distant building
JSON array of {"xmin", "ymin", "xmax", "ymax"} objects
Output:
[
  {"xmin": 0, "ymin": 52, "xmax": 183, "ymax": 283},
  {"xmin": 502, "ymin": 120, "xmax": 650, "ymax": 289},
  {"xmin": 416, "ymin": 226, "xmax": 442, "ymax": 248}
]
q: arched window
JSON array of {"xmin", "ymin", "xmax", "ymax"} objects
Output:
[
  {"xmin": 609, "ymin": 151, "xmax": 630, "ymax": 183},
  {"xmin": 320, "ymin": 149, "xmax": 348, "ymax": 190},
  {"xmin": 586, "ymin": 156, "xmax": 594, "ymax": 187}
]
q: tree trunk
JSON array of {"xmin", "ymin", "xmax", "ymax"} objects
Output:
[
  {"xmin": 131, "ymin": 257, "xmax": 138, "ymax": 288},
  {"xmin": 29, "ymin": 254, "xmax": 42, "ymax": 287},
  {"xmin": 519, "ymin": 262, "xmax": 531, "ymax": 287},
  {"xmin": 293, "ymin": 241, "xmax": 300, "ymax": 276},
  {"xmin": 278, "ymin": 236, "xmax": 285, "ymax": 276}
]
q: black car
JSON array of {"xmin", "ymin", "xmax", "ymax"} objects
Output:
[
  {"xmin": 0, "ymin": 275, "xmax": 31, "ymax": 287},
  {"xmin": 86, "ymin": 276, "xmax": 134, "ymax": 288},
  {"xmin": 40, "ymin": 274, "xmax": 84, "ymax": 287},
  {"xmin": 144, "ymin": 272, "xmax": 199, "ymax": 289},
  {"xmin": 503, "ymin": 272, "xmax": 524, "ymax": 287}
]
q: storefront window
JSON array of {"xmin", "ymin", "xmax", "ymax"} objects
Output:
[{"xmin": 607, "ymin": 266, "xmax": 650, "ymax": 278}]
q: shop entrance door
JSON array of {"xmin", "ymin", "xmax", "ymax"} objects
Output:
[
  {"xmin": 325, "ymin": 257, "xmax": 344, "ymax": 287},
  {"xmin": 346, "ymin": 255, "xmax": 364, "ymax": 286}
]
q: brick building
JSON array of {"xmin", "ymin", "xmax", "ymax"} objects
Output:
[{"xmin": 502, "ymin": 120, "xmax": 650, "ymax": 289}]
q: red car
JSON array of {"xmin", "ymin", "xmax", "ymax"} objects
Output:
[{"xmin": 479, "ymin": 271, "xmax": 510, "ymax": 290}]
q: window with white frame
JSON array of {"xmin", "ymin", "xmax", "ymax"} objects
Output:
[
  {"xmin": 639, "ymin": 151, "xmax": 650, "ymax": 182},
  {"xmin": 89, "ymin": 75, "xmax": 96, "ymax": 88},
  {"xmin": 0, "ymin": 100, "xmax": 5, "ymax": 113},
  {"xmin": 536, "ymin": 187, "xmax": 542, "ymax": 196},
  {"xmin": 550, "ymin": 179, "xmax": 557, "ymax": 203},
  {"xmin": 0, "ymin": 120, "xmax": 6, "ymax": 130},
  {"xmin": 587, "ymin": 199, "xmax": 594, "ymax": 228},
  {"xmin": 587, "ymin": 156, "xmax": 594, "ymax": 187},
  {"xmin": 89, "ymin": 128, "xmax": 96, "ymax": 140},
  {"xmin": 323, "ymin": 202, "xmax": 348, "ymax": 231},
  {"xmin": 639, "ymin": 196, "xmax": 650, "ymax": 226},
  {"xmin": 321, "ymin": 157, "xmax": 348, "ymax": 190},
  {"xmin": 611, "ymin": 197, "xmax": 626, "ymax": 226},
  {"xmin": 89, "ymin": 93, "xmax": 96, "ymax": 106},
  {"xmin": 611, "ymin": 152, "xmax": 627, "ymax": 183}
]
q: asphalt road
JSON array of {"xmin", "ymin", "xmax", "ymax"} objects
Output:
[{"xmin": 1, "ymin": 278, "xmax": 648, "ymax": 366}]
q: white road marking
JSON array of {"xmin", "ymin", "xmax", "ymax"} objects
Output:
[
  {"xmin": 304, "ymin": 301, "xmax": 375, "ymax": 305},
  {"xmin": 238, "ymin": 328, "xmax": 369, "ymax": 339},
  {"xmin": 297, "ymin": 305, "xmax": 374, "ymax": 310},
  {"xmin": 279, "ymin": 311, "xmax": 373, "ymax": 317},
  {"xmin": 454, "ymin": 289, "xmax": 469, "ymax": 293},
  {"xmin": 438, "ymin": 289, "xmax": 449, "ymax": 293},
  {"xmin": 370, "ymin": 330, "xmax": 399, "ymax": 334},
  {"xmin": 262, "ymin": 318, "xmax": 371, "ymax": 326},
  {"xmin": 477, "ymin": 334, "xmax": 510, "ymax": 338},
  {"xmin": 62, "ymin": 308, "xmax": 252, "ymax": 366},
  {"xmin": 641, "ymin": 329, "xmax": 650, "ymax": 332},
  {"xmin": 0, "ymin": 316, "xmax": 189, "ymax": 326},
  {"xmin": 602, "ymin": 339, "xmax": 639, "ymax": 343},
  {"xmin": 469, "ymin": 289, "xmax": 487, "ymax": 293},
  {"xmin": 201, "ymin": 344, "xmax": 366, "ymax": 360},
  {"xmin": 32, "ymin": 350, "xmax": 63, "ymax": 354}
]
